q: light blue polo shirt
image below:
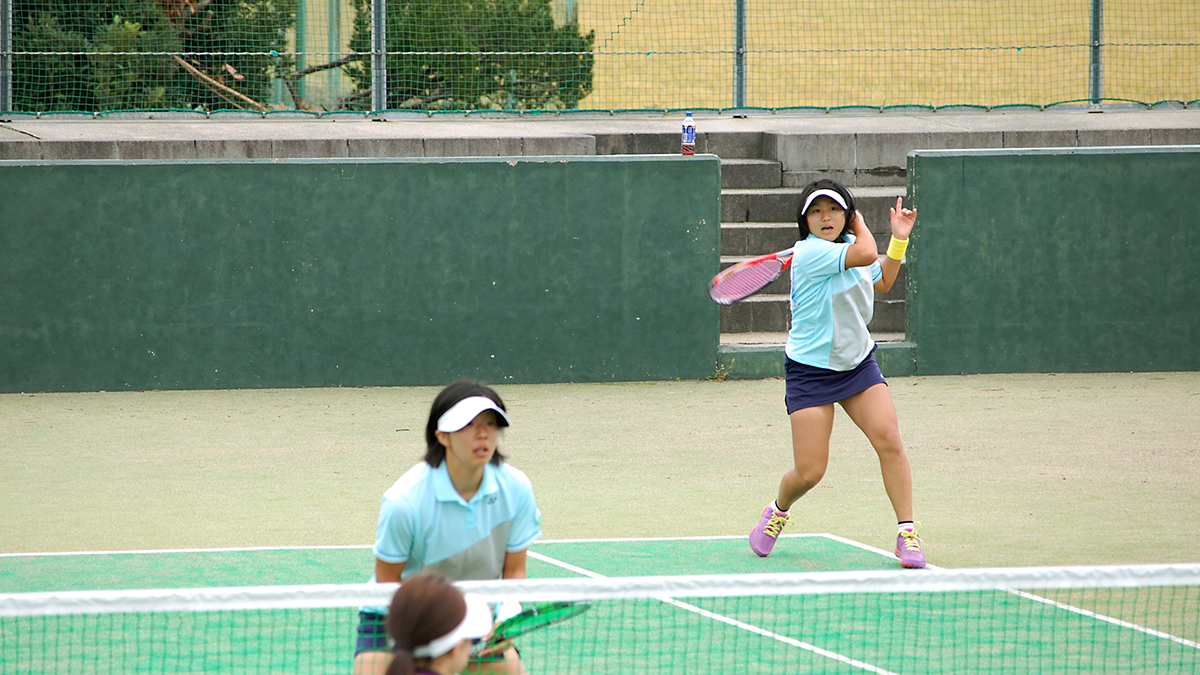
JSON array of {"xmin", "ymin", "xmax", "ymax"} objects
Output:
[
  {"xmin": 373, "ymin": 460, "xmax": 541, "ymax": 582},
  {"xmin": 785, "ymin": 233, "xmax": 882, "ymax": 371}
]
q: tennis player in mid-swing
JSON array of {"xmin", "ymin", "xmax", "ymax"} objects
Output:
[
  {"xmin": 354, "ymin": 379, "xmax": 542, "ymax": 675},
  {"xmin": 748, "ymin": 179, "xmax": 927, "ymax": 568}
]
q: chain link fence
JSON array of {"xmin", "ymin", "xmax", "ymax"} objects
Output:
[{"xmin": 2, "ymin": 0, "xmax": 1198, "ymax": 116}]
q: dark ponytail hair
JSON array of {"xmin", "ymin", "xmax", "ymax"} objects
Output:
[
  {"xmin": 423, "ymin": 379, "xmax": 508, "ymax": 467},
  {"xmin": 796, "ymin": 179, "xmax": 857, "ymax": 243},
  {"xmin": 385, "ymin": 574, "xmax": 468, "ymax": 675}
]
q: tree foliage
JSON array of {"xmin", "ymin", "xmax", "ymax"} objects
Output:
[
  {"xmin": 10, "ymin": 0, "xmax": 593, "ymax": 113},
  {"xmin": 13, "ymin": 0, "xmax": 297, "ymax": 113},
  {"xmin": 344, "ymin": 0, "xmax": 594, "ymax": 111}
]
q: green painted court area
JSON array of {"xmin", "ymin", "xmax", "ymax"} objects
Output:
[
  {"xmin": 3, "ymin": 537, "xmax": 1198, "ymax": 674},
  {"xmin": 0, "ymin": 535, "xmax": 896, "ymax": 594}
]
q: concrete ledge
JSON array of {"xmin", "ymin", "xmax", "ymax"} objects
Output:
[
  {"xmin": 522, "ymin": 135, "xmax": 596, "ymax": 155},
  {"xmin": 594, "ymin": 131, "xmax": 763, "ymax": 158},
  {"xmin": 194, "ymin": 139, "xmax": 275, "ymax": 158},
  {"xmin": 347, "ymin": 137, "xmax": 424, "ymax": 157},
  {"xmin": 272, "ymin": 138, "xmax": 351, "ymax": 157},
  {"xmin": 718, "ymin": 341, "xmax": 917, "ymax": 379},
  {"xmin": 119, "ymin": 139, "xmax": 199, "ymax": 160},
  {"xmin": 4, "ymin": 110, "xmax": 1200, "ymax": 165}
]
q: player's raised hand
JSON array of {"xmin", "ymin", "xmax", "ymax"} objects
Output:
[{"xmin": 889, "ymin": 197, "xmax": 916, "ymax": 240}]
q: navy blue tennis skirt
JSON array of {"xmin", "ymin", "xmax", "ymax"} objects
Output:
[{"xmin": 785, "ymin": 347, "xmax": 887, "ymax": 413}]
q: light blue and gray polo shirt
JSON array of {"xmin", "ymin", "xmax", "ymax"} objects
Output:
[
  {"xmin": 785, "ymin": 233, "xmax": 882, "ymax": 371},
  {"xmin": 373, "ymin": 460, "xmax": 542, "ymax": 583}
]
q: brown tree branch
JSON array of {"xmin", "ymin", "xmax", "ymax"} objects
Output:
[
  {"xmin": 173, "ymin": 55, "xmax": 268, "ymax": 112},
  {"xmin": 283, "ymin": 54, "xmax": 364, "ymax": 110}
]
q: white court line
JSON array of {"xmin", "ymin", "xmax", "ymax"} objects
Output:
[
  {"xmin": 0, "ymin": 534, "xmax": 829, "ymax": 558},
  {"xmin": 815, "ymin": 533, "xmax": 1200, "ymax": 652},
  {"xmin": 526, "ymin": 549, "xmax": 901, "ymax": 675},
  {"xmin": 1009, "ymin": 589, "xmax": 1200, "ymax": 650},
  {"xmin": 0, "ymin": 545, "xmax": 372, "ymax": 558},
  {"xmin": 816, "ymin": 532, "xmax": 899, "ymax": 559},
  {"xmin": 537, "ymin": 533, "xmax": 824, "ymax": 544},
  {"xmin": 7, "ymin": 536, "xmax": 1197, "ymax": 654}
]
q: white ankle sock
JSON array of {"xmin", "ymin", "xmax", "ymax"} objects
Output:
[
  {"xmin": 898, "ymin": 521, "xmax": 914, "ymax": 532},
  {"xmin": 773, "ymin": 501, "xmax": 788, "ymax": 514}
]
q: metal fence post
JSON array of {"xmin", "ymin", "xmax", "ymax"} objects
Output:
[
  {"xmin": 1089, "ymin": 0, "xmax": 1103, "ymax": 108},
  {"xmin": 371, "ymin": 0, "xmax": 387, "ymax": 112},
  {"xmin": 1, "ymin": 0, "xmax": 13, "ymax": 114},
  {"xmin": 734, "ymin": 0, "xmax": 746, "ymax": 108}
]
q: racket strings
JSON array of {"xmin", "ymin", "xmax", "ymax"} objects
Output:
[{"xmin": 710, "ymin": 260, "xmax": 785, "ymax": 304}]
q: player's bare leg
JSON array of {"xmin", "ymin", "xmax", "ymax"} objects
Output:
[
  {"xmin": 778, "ymin": 404, "xmax": 836, "ymax": 510},
  {"xmin": 750, "ymin": 403, "xmax": 835, "ymax": 556},
  {"xmin": 839, "ymin": 383, "xmax": 913, "ymax": 522},
  {"xmin": 839, "ymin": 383, "xmax": 925, "ymax": 567},
  {"xmin": 466, "ymin": 647, "xmax": 526, "ymax": 675},
  {"xmin": 352, "ymin": 651, "xmax": 390, "ymax": 675}
]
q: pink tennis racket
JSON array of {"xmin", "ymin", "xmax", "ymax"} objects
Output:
[{"xmin": 708, "ymin": 248, "xmax": 794, "ymax": 305}]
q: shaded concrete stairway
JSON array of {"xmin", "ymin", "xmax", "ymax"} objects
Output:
[
  {"xmin": 719, "ymin": 162, "xmax": 907, "ymax": 334},
  {"xmin": 593, "ymin": 130, "xmax": 912, "ymax": 378},
  {"xmin": 591, "ymin": 115, "xmax": 1200, "ymax": 377}
]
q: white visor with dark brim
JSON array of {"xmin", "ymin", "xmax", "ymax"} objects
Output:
[
  {"xmin": 801, "ymin": 189, "xmax": 849, "ymax": 215},
  {"xmin": 411, "ymin": 593, "xmax": 493, "ymax": 659},
  {"xmin": 436, "ymin": 396, "xmax": 511, "ymax": 433}
]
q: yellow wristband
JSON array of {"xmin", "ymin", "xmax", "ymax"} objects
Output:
[{"xmin": 887, "ymin": 236, "xmax": 909, "ymax": 261}]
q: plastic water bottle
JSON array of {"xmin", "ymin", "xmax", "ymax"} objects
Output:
[{"xmin": 681, "ymin": 112, "xmax": 696, "ymax": 155}]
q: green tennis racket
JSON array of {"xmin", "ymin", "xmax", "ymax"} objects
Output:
[{"xmin": 470, "ymin": 601, "xmax": 592, "ymax": 656}]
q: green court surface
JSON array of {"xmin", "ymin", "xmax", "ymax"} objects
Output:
[
  {"xmin": 4, "ymin": 374, "xmax": 1200, "ymax": 570},
  {"xmin": 3, "ymin": 375, "xmax": 1199, "ymax": 672},
  {"xmin": 0, "ymin": 535, "xmax": 897, "ymax": 594},
  {"xmin": 3, "ymin": 537, "xmax": 1198, "ymax": 674}
]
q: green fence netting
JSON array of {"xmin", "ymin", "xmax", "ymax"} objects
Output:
[{"xmin": 1, "ymin": 0, "xmax": 1198, "ymax": 116}]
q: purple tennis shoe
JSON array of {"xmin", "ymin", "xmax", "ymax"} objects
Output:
[
  {"xmin": 749, "ymin": 504, "xmax": 790, "ymax": 557},
  {"xmin": 895, "ymin": 526, "xmax": 926, "ymax": 568}
]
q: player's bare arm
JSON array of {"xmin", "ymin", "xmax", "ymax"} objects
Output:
[
  {"xmin": 877, "ymin": 197, "xmax": 916, "ymax": 293},
  {"xmin": 375, "ymin": 559, "xmax": 405, "ymax": 583},
  {"xmin": 844, "ymin": 210, "xmax": 879, "ymax": 269},
  {"xmin": 502, "ymin": 550, "xmax": 528, "ymax": 579}
]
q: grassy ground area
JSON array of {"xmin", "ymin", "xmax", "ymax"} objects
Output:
[
  {"xmin": 575, "ymin": 0, "xmax": 1199, "ymax": 109},
  {"xmin": 2, "ymin": 372, "xmax": 1197, "ymax": 568},
  {"xmin": 269, "ymin": 0, "xmax": 1200, "ymax": 110}
]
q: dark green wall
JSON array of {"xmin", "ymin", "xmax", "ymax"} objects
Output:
[
  {"xmin": 0, "ymin": 156, "xmax": 721, "ymax": 392},
  {"xmin": 907, "ymin": 146, "xmax": 1200, "ymax": 374}
]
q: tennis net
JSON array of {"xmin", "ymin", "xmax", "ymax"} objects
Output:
[{"xmin": 3, "ymin": 564, "xmax": 1199, "ymax": 674}]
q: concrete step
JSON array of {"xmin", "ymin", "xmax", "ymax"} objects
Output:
[
  {"xmin": 718, "ymin": 332, "xmax": 916, "ymax": 379},
  {"xmin": 720, "ymin": 294, "xmax": 789, "ymax": 333},
  {"xmin": 710, "ymin": 138, "xmax": 909, "ymax": 347},
  {"xmin": 720, "ymin": 222, "xmax": 796, "ymax": 256},
  {"xmin": 722, "ymin": 185, "xmax": 904, "ymax": 232},
  {"xmin": 719, "ymin": 294, "xmax": 906, "ymax": 333},
  {"xmin": 871, "ymin": 298, "xmax": 906, "ymax": 333},
  {"xmin": 722, "ymin": 331, "xmax": 907, "ymax": 349},
  {"xmin": 721, "ymin": 158, "xmax": 782, "ymax": 189}
]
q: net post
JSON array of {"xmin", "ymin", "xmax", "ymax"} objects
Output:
[
  {"xmin": 371, "ymin": 0, "xmax": 387, "ymax": 113},
  {"xmin": 1, "ymin": 0, "xmax": 12, "ymax": 116},
  {"xmin": 734, "ymin": 0, "xmax": 747, "ymax": 108},
  {"xmin": 1089, "ymin": 0, "xmax": 1103, "ymax": 110}
]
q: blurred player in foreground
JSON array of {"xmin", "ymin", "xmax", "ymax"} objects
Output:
[{"xmin": 380, "ymin": 573, "xmax": 493, "ymax": 675}]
